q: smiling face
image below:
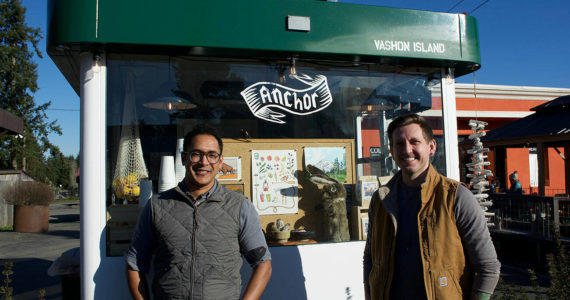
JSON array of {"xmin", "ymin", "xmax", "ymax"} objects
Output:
[
  {"xmin": 182, "ymin": 133, "xmax": 223, "ymax": 197},
  {"xmin": 389, "ymin": 123, "xmax": 436, "ymax": 186}
]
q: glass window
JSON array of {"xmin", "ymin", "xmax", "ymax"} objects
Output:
[{"xmin": 105, "ymin": 54, "xmax": 444, "ymax": 254}]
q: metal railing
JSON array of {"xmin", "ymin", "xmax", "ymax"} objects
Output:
[
  {"xmin": 489, "ymin": 193, "xmax": 570, "ymax": 239},
  {"xmin": 519, "ymin": 188, "xmax": 568, "ymax": 197}
]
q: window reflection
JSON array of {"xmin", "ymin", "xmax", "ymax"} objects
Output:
[{"xmin": 105, "ymin": 54, "xmax": 444, "ymax": 251}]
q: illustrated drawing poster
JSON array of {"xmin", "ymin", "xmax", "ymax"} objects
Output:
[{"xmin": 251, "ymin": 150, "xmax": 298, "ymax": 215}]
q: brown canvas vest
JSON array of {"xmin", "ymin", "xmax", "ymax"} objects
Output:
[{"xmin": 368, "ymin": 165, "xmax": 472, "ymax": 300}]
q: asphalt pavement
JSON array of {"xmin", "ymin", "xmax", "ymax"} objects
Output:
[
  {"xmin": 0, "ymin": 201, "xmax": 552, "ymax": 299},
  {"xmin": 0, "ymin": 202, "xmax": 80, "ymax": 300}
]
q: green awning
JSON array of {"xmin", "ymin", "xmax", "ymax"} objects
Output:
[{"xmin": 47, "ymin": 0, "xmax": 481, "ymax": 92}]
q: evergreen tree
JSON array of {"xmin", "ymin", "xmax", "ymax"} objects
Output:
[
  {"xmin": 45, "ymin": 148, "xmax": 77, "ymax": 190},
  {"xmin": 0, "ymin": 0, "xmax": 61, "ymax": 180}
]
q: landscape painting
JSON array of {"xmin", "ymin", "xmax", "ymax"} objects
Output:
[{"xmin": 304, "ymin": 147, "xmax": 347, "ymax": 183}]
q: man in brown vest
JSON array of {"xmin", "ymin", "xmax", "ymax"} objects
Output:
[{"xmin": 363, "ymin": 114, "xmax": 500, "ymax": 300}]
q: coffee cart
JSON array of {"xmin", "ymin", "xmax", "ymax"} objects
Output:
[{"xmin": 47, "ymin": 0, "xmax": 481, "ymax": 298}]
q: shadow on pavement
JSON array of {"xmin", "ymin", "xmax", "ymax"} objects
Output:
[
  {"xmin": 43, "ymin": 229, "xmax": 80, "ymax": 239},
  {"xmin": 1, "ymin": 258, "xmax": 62, "ymax": 300},
  {"xmin": 50, "ymin": 214, "xmax": 80, "ymax": 223}
]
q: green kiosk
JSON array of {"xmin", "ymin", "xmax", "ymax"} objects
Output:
[{"xmin": 48, "ymin": 0, "xmax": 481, "ymax": 298}]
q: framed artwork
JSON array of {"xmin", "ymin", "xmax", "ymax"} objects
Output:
[
  {"xmin": 361, "ymin": 217, "xmax": 369, "ymax": 239},
  {"xmin": 222, "ymin": 183, "xmax": 245, "ymax": 195},
  {"xmin": 217, "ymin": 156, "xmax": 242, "ymax": 181},
  {"xmin": 251, "ymin": 150, "xmax": 298, "ymax": 215},
  {"xmin": 304, "ymin": 147, "xmax": 347, "ymax": 183},
  {"xmin": 350, "ymin": 206, "xmax": 369, "ymax": 240},
  {"xmin": 356, "ymin": 176, "xmax": 379, "ymax": 207}
]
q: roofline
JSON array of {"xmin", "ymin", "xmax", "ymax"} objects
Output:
[
  {"xmin": 0, "ymin": 109, "xmax": 24, "ymax": 136},
  {"xmin": 481, "ymin": 133, "xmax": 570, "ymax": 148},
  {"xmin": 454, "ymin": 83, "xmax": 570, "ymax": 100}
]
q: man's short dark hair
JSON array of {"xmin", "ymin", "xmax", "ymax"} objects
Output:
[
  {"xmin": 183, "ymin": 124, "xmax": 223, "ymax": 154},
  {"xmin": 387, "ymin": 113, "xmax": 434, "ymax": 146}
]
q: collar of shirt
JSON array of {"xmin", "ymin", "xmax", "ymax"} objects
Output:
[{"xmin": 178, "ymin": 180, "xmax": 218, "ymax": 203}]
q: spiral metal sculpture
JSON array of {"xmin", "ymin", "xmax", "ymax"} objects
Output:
[{"xmin": 467, "ymin": 120, "xmax": 495, "ymax": 227}]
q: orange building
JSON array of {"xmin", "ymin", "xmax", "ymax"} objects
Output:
[
  {"xmin": 452, "ymin": 84, "xmax": 570, "ymax": 195},
  {"xmin": 359, "ymin": 83, "xmax": 570, "ymax": 195}
]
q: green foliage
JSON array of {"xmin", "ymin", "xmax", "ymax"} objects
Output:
[
  {"xmin": 0, "ymin": 226, "xmax": 13, "ymax": 231},
  {"xmin": 0, "ymin": 0, "xmax": 62, "ymax": 180},
  {"xmin": 37, "ymin": 289, "xmax": 45, "ymax": 300},
  {"xmin": 0, "ymin": 261, "xmax": 14, "ymax": 300},
  {"xmin": 2, "ymin": 180, "xmax": 55, "ymax": 206},
  {"xmin": 0, "ymin": 260, "xmax": 53, "ymax": 300},
  {"xmin": 46, "ymin": 147, "xmax": 77, "ymax": 189},
  {"xmin": 491, "ymin": 277, "xmax": 531, "ymax": 300},
  {"xmin": 55, "ymin": 195, "xmax": 79, "ymax": 204},
  {"xmin": 546, "ymin": 231, "xmax": 570, "ymax": 300}
]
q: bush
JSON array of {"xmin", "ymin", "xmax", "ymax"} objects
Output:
[
  {"xmin": 2, "ymin": 181, "xmax": 55, "ymax": 206},
  {"xmin": 546, "ymin": 231, "xmax": 570, "ymax": 300}
]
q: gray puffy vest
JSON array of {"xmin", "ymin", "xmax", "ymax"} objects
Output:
[{"xmin": 150, "ymin": 184, "xmax": 244, "ymax": 299}]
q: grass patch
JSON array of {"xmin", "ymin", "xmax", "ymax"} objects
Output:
[
  {"xmin": 0, "ymin": 225, "xmax": 13, "ymax": 232},
  {"xmin": 55, "ymin": 196, "xmax": 79, "ymax": 204}
]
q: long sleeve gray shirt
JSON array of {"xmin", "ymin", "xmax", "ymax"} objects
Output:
[
  {"xmin": 125, "ymin": 181, "xmax": 271, "ymax": 273},
  {"xmin": 363, "ymin": 183, "xmax": 500, "ymax": 296}
]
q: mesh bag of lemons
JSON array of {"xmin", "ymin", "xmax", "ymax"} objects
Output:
[{"xmin": 112, "ymin": 173, "xmax": 142, "ymax": 201}]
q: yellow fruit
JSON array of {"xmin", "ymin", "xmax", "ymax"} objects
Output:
[
  {"xmin": 115, "ymin": 186, "xmax": 124, "ymax": 199},
  {"xmin": 131, "ymin": 186, "xmax": 140, "ymax": 197},
  {"xmin": 126, "ymin": 173, "xmax": 137, "ymax": 185},
  {"xmin": 112, "ymin": 177, "xmax": 123, "ymax": 190},
  {"xmin": 122, "ymin": 186, "xmax": 132, "ymax": 196}
]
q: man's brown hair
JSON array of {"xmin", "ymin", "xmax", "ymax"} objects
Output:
[{"xmin": 387, "ymin": 113, "xmax": 434, "ymax": 146}]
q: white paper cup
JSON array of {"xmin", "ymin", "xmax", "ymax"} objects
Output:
[
  {"xmin": 158, "ymin": 156, "xmax": 176, "ymax": 193},
  {"xmin": 175, "ymin": 138, "xmax": 186, "ymax": 183}
]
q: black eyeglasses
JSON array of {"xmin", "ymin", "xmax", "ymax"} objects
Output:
[{"xmin": 185, "ymin": 150, "xmax": 221, "ymax": 164}]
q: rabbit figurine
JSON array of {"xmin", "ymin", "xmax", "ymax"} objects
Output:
[{"xmin": 306, "ymin": 164, "xmax": 350, "ymax": 242}]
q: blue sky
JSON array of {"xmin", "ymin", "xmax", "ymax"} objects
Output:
[{"xmin": 21, "ymin": 0, "xmax": 570, "ymax": 156}]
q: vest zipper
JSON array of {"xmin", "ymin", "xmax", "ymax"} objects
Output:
[{"xmin": 190, "ymin": 206, "xmax": 198, "ymax": 299}]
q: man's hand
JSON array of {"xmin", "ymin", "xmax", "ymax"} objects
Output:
[
  {"xmin": 242, "ymin": 260, "xmax": 272, "ymax": 300},
  {"xmin": 126, "ymin": 265, "xmax": 150, "ymax": 300},
  {"xmin": 473, "ymin": 292, "xmax": 492, "ymax": 300}
]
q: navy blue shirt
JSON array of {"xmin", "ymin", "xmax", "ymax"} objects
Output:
[{"xmin": 390, "ymin": 182, "xmax": 427, "ymax": 299}]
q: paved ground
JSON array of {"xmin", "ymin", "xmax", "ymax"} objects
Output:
[
  {"xmin": 0, "ymin": 201, "xmax": 553, "ymax": 299},
  {"xmin": 0, "ymin": 202, "xmax": 80, "ymax": 300}
]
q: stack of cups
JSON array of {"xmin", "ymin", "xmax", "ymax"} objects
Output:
[
  {"xmin": 158, "ymin": 156, "xmax": 176, "ymax": 193},
  {"xmin": 139, "ymin": 179, "xmax": 153, "ymax": 208},
  {"xmin": 175, "ymin": 138, "xmax": 186, "ymax": 184}
]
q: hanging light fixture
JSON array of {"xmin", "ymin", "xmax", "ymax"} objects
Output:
[
  {"xmin": 347, "ymin": 92, "xmax": 398, "ymax": 114},
  {"xmin": 142, "ymin": 83, "xmax": 197, "ymax": 111},
  {"xmin": 143, "ymin": 57, "xmax": 197, "ymax": 111}
]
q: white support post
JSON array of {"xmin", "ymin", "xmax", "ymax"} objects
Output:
[
  {"xmin": 79, "ymin": 52, "xmax": 107, "ymax": 300},
  {"xmin": 440, "ymin": 68, "xmax": 460, "ymax": 181},
  {"xmin": 355, "ymin": 116, "xmax": 363, "ymax": 177}
]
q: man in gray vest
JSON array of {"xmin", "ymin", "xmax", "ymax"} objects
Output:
[{"xmin": 125, "ymin": 125, "xmax": 272, "ymax": 299}]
